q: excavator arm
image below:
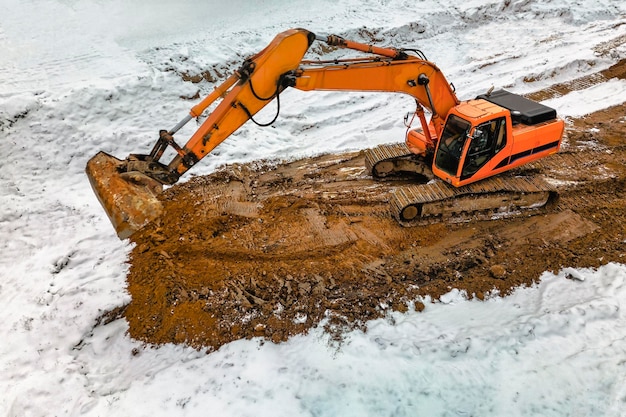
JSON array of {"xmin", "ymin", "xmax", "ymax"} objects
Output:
[{"xmin": 86, "ymin": 28, "xmax": 459, "ymax": 238}]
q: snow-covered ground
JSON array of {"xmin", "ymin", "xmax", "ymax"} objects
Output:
[{"xmin": 1, "ymin": 0, "xmax": 625, "ymax": 415}]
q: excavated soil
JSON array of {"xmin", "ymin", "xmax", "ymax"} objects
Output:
[{"xmin": 120, "ymin": 67, "xmax": 626, "ymax": 351}]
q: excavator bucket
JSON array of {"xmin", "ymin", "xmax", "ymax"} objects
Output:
[{"xmin": 86, "ymin": 152, "xmax": 164, "ymax": 239}]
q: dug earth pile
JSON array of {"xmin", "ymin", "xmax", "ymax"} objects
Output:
[{"xmin": 122, "ymin": 89, "xmax": 626, "ymax": 352}]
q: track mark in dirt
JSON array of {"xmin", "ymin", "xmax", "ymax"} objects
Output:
[
  {"xmin": 525, "ymin": 58, "xmax": 626, "ymax": 102},
  {"xmin": 120, "ymin": 64, "xmax": 626, "ymax": 351}
]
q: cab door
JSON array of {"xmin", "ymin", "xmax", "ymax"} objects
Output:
[{"xmin": 460, "ymin": 117, "xmax": 507, "ymax": 182}]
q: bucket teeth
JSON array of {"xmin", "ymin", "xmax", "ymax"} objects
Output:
[{"xmin": 86, "ymin": 152, "xmax": 164, "ymax": 239}]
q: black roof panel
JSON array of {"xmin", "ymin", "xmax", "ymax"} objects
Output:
[{"xmin": 476, "ymin": 89, "xmax": 557, "ymax": 125}]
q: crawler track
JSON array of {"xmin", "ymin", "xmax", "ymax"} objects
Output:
[
  {"xmin": 364, "ymin": 143, "xmax": 433, "ymax": 180},
  {"xmin": 390, "ymin": 175, "xmax": 557, "ymax": 225},
  {"xmin": 364, "ymin": 143, "xmax": 559, "ymax": 225}
]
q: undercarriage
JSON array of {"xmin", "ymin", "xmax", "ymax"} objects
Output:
[{"xmin": 365, "ymin": 143, "xmax": 558, "ymax": 225}]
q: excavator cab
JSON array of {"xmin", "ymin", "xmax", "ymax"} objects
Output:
[
  {"xmin": 431, "ymin": 113, "xmax": 509, "ymax": 182},
  {"xmin": 431, "ymin": 92, "xmax": 563, "ymax": 188}
]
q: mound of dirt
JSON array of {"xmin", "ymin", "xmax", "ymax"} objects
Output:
[{"xmin": 121, "ymin": 100, "xmax": 626, "ymax": 351}]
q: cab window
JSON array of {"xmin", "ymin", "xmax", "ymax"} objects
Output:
[{"xmin": 434, "ymin": 115, "xmax": 472, "ymax": 177}]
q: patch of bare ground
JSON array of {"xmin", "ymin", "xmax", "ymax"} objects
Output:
[{"xmin": 121, "ymin": 73, "xmax": 626, "ymax": 351}]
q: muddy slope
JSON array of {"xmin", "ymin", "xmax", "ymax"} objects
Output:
[{"xmin": 121, "ymin": 74, "xmax": 626, "ymax": 351}]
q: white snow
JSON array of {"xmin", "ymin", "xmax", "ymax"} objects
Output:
[
  {"xmin": 1, "ymin": 0, "xmax": 626, "ymax": 415},
  {"xmin": 543, "ymin": 78, "xmax": 626, "ymax": 118}
]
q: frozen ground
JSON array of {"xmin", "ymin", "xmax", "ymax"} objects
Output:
[{"xmin": 1, "ymin": 0, "xmax": 625, "ymax": 415}]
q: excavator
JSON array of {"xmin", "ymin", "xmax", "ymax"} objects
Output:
[{"xmin": 86, "ymin": 28, "xmax": 565, "ymax": 239}]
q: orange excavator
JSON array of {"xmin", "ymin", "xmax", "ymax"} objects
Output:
[{"xmin": 86, "ymin": 28, "xmax": 564, "ymax": 239}]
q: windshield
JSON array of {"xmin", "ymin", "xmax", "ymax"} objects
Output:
[{"xmin": 434, "ymin": 115, "xmax": 471, "ymax": 177}]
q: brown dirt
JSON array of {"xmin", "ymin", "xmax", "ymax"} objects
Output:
[{"xmin": 121, "ymin": 73, "xmax": 626, "ymax": 352}]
